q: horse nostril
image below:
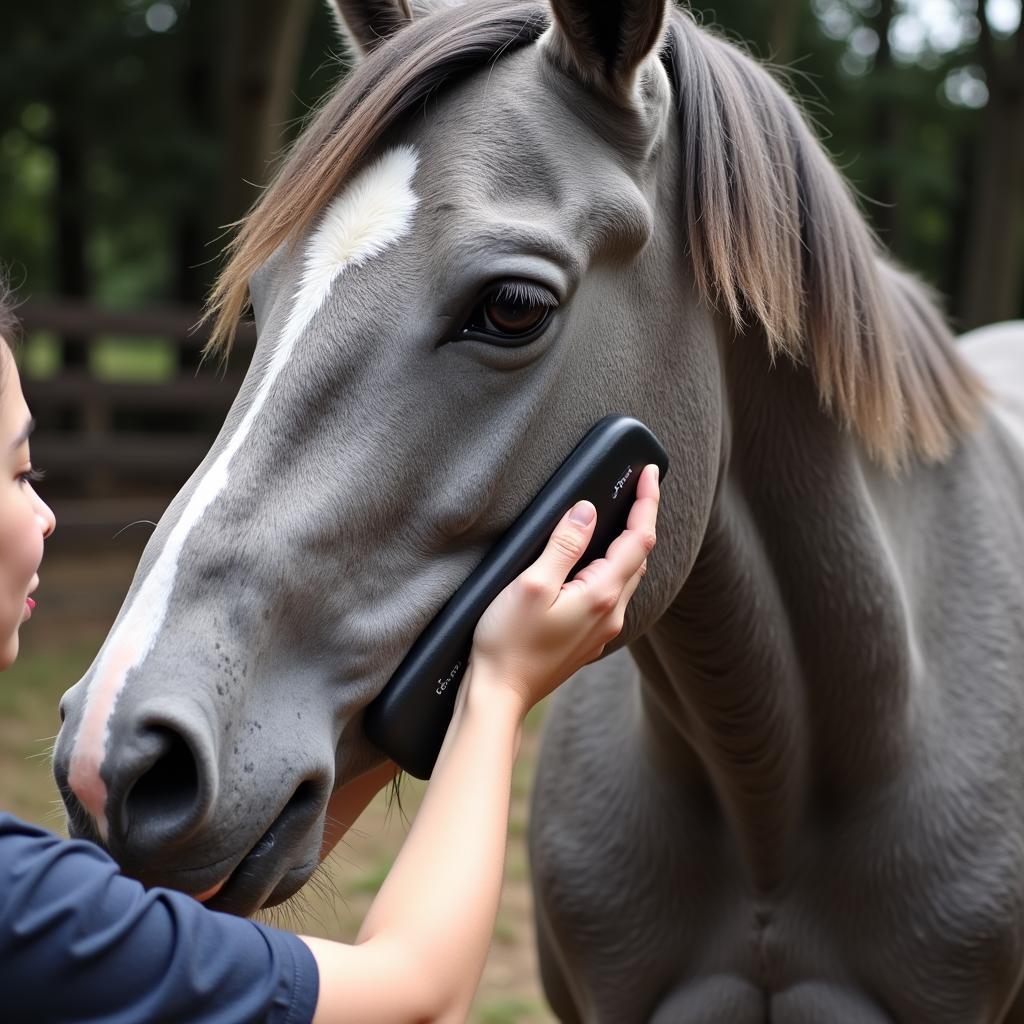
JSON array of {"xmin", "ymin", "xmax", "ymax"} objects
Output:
[
  {"xmin": 284, "ymin": 780, "xmax": 322, "ymax": 821},
  {"xmin": 125, "ymin": 727, "xmax": 200, "ymax": 827},
  {"xmin": 107, "ymin": 723, "xmax": 212, "ymax": 861}
]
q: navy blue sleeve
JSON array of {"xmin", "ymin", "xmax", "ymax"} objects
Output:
[{"xmin": 0, "ymin": 814, "xmax": 320, "ymax": 1024}]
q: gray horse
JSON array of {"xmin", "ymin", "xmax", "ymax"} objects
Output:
[{"xmin": 53, "ymin": 0, "xmax": 1024, "ymax": 1019}]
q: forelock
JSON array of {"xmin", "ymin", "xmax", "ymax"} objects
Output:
[{"xmin": 204, "ymin": 0, "xmax": 548, "ymax": 356}]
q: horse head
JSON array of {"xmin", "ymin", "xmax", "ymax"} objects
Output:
[
  {"xmin": 53, "ymin": 0, "xmax": 724, "ymax": 914},
  {"xmin": 53, "ymin": 0, "xmax": 982, "ymax": 923}
]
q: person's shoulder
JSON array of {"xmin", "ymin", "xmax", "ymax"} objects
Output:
[
  {"xmin": 0, "ymin": 812, "xmax": 113, "ymax": 879},
  {"xmin": 0, "ymin": 812, "xmax": 55, "ymax": 839}
]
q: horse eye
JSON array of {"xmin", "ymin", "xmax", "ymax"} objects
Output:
[{"xmin": 460, "ymin": 281, "xmax": 556, "ymax": 345}]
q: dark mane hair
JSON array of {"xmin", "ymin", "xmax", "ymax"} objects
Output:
[{"xmin": 205, "ymin": 1, "xmax": 982, "ymax": 470}]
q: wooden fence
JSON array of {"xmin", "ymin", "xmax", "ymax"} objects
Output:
[{"xmin": 17, "ymin": 301, "xmax": 256, "ymax": 548}]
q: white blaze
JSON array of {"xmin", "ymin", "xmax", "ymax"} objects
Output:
[{"xmin": 67, "ymin": 146, "xmax": 420, "ymax": 837}]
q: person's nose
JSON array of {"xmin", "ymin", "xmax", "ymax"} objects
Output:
[{"xmin": 34, "ymin": 491, "xmax": 55, "ymax": 539}]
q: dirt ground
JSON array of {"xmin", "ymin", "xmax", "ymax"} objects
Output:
[{"xmin": 3, "ymin": 549, "xmax": 558, "ymax": 1024}]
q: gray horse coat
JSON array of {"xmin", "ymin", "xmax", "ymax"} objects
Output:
[{"xmin": 53, "ymin": 0, "xmax": 1024, "ymax": 1020}]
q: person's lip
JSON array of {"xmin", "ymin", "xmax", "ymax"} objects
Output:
[{"xmin": 23, "ymin": 596, "xmax": 36, "ymax": 619}]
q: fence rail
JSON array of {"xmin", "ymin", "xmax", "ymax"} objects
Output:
[{"xmin": 17, "ymin": 301, "xmax": 256, "ymax": 548}]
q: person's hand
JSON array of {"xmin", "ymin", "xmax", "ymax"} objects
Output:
[{"xmin": 468, "ymin": 463, "xmax": 660, "ymax": 715}]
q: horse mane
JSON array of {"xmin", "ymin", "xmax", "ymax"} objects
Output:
[
  {"xmin": 205, "ymin": 0, "xmax": 983, "ymax": 471},
  {"xmin": 664, "ymin": 8, "xmax": 983, "ymax": 468}
]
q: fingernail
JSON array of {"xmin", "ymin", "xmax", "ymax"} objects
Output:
[
  {"xmin": 651, "ymin": 464, "xmax": 660, "ymax": 483},
  {"xmin": 569, "ymin": 501, "xmax": 595, "ymax": 525}
]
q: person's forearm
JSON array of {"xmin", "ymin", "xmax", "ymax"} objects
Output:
[
  {"xmin": 355, "ymin": 662, "xmax": 524, "ymax": 1020},
  {"xmin": 302, "ymin": 470, "xmax": 655, "ymax": 1022}
]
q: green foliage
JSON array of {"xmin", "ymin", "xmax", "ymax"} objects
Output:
[
  {"xmin": 1, "ymin": 1, "xmax": 214, "ymax": 298},
  {"xmin": 348, "ymin": 856, "xmax": 395, "ymax": 895},
  {"xmin": 90, "ymin": 337, "xmax": 175, "ymax": 381},
  {"xmin": 477, "ymin": 997, "xmax": 548, "ymax": 1023},
  {"xmin": 19, "ymin": 333, "xmax": 61, "ymax": 379}
]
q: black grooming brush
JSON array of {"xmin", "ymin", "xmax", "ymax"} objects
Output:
[{"xmin": 364, "ymin": 415, "xmax": 669, "ymax": 779}]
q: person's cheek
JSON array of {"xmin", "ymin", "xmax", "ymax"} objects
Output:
[
  {"xmin": 0, "ymin": 561, "xmax": 22, "ymax": 666},
  {"xmin": 10, "ymin": 501, "xmax": 42, "ymax": 623},
  {"xmin": 27, "ymin": 527, "xmax": 43, "ymax": 575},
  {"xmin": 0, "ymin": 522, "xmax": 17, "ymax": 631},
  {"xmin": 22, "ymin": 501, "xmax": 45, "ymax": 576}
]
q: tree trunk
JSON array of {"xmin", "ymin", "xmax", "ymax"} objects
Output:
[
  {"xmin": 176, "ymin": 1, "xmax": 217, "ymax": 309},
  {"xmin": 220, "ymin": 0, "xmax": 317, "ymax": 229},
  {"xmin": 958, "ymin": 6, "xmax": 1024, "ymax": 327},
  {"xmin": 53, "ymin": 102, "xmax": 109, "ymax": 494},
  {"xmin": 52, "ymin": 108, "xmax": 89, "ymax": 372},
  {"xmin": 943, "ymin": 142, "xmax": 975, "ymax": 309},
  {"xmin": 959, "ymin": 97, "xmax": 1024, "ymax": 327},
  {"xmin": 768, "ymin": 0, "xmax": 802, "ymax": 66},
  {"xmin": 176, "ymin": 3, "xmax": 219, "ymax": 374},
  {"xmin": 868, "ymin": 0, "xmax": 906, "ymax": 250}
]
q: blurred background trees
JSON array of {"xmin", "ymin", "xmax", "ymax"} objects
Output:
[
  {"xmin": 2, "ymin": 0, "xmax": 1021, "ymax": 325},
  {"xmin": 0, "ymin": 0, "xmax": 333, "ymax": 310}
]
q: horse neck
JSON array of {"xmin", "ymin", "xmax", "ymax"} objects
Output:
[{"xmin": 636, "ymin": 327, "xmax": 917, "ymax": 891}]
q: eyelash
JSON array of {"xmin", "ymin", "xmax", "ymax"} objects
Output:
[
  {"xmin": 487, "ymin": 280, "xmax": 557, "ymax": 310},
  {"xmin": 459, "ymin": 280, "xmax": 559, "ymax": 343},
  {"xmin": 19, "ymin": 467, "xmax": 45, "ymax": 485}
]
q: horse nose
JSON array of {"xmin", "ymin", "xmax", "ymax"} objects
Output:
[{"xmin": 90, "ymin": 719, "xmax": 217, "ymax": 863}]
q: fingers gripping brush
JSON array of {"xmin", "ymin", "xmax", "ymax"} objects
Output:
[{"xmin": 364, "ymin": 415, "xmax": 670, "ymax": 779}]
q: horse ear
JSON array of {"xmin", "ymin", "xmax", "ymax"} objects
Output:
[
  {"xmin": 546, "ymin": 0, "xmax": 668, "ymax": 97},
  {"xmin": 328, "ymin": 0, "xmax": 413, "ymax": 58}
]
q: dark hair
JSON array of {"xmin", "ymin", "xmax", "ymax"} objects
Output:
[
  {"xmin": 0, "ymin": 269, "xmax": 18, "ymax": 346},
  {"xmin": 0, "ymin": 269, "xmax": 17, "ymax": 391}
]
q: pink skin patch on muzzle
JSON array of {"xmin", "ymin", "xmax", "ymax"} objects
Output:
[{"xmin": 67, "ymin": 640, "xmax": 141, "ymax": 841}]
